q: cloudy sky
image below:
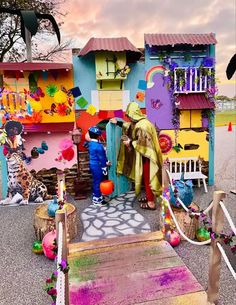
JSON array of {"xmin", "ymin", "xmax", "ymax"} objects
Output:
[{"xmin": 60, "ymin": 0, "xmax": 236, "ymax": 97}]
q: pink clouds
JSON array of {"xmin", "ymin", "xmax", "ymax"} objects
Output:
[{"xmin": 58, "ymin": 0, "xmax": 235, "ymax": 96}]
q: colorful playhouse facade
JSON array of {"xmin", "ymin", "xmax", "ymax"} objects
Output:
[
  {"xmin": 73, "ymin": 33, "xmax": 217, "ymax": 185},
  {"xmin": 0, "ymin": 33, "xmax": 217, "ymax": 199},
  {"xmin": 0, "ymin": 62, "xmax": 77, "ymax": 197}
]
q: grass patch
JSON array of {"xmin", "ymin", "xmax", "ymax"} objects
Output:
[{"xmin": 215, "ymin": 110, "xmax": 236, "ymax": 126}]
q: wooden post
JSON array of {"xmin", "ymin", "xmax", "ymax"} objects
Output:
[
  {"xmin": 207, "ymin": 191, "xmax": 226, "ymax": 304},
  {"xmin": 55, "ymin": 208, "xmax": 69, "ymax": 305},
  {"xmin": 25, "ymin": 27, "xmax": 32, "ymax": 62},
  {"xmin": 162, "ymin": 161, "xmax": 171, "ymax": 238}
]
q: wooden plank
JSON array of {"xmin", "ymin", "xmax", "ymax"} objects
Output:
[
  {"xmin": 135, "ymin": 291, "xmax": 208, "ymax": 305},
  {"xmin": 69, "ymin": 265, "xmax": 204, "ymax": 305},
  {"xmin": 69, "ymin": 231, "xmax": 163, "ymax": 254},
  {"xmin": 69, "ymin": 241, "xmax": 184, "ymax": 283}
]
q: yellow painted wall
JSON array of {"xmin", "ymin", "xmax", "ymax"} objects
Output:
[
  {"xmin": 95, "ymin": 51, "xmax": 126, "ymax": 81},
  {"xmin": 180, "ymin": 110, "xmax": 202, "ymax": 128},
  {"xmin": 160, "ymin": 129, "xmax": 209, "ymax": 161},
  {"xmin": 2, "ymin": 70, "xmax": 75, "ymax": 123}
]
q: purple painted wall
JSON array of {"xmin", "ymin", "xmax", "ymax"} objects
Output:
[{"xmin": 146, "ymin": 73, "xmax": 174, "ymax": 130}]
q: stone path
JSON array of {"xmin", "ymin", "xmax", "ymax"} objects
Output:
[{"xmin": 81, "ymin": 191, "xmax": 151, "ymax": 241}]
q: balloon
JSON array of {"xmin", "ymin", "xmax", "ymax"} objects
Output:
[
  {"xmin": 54, "ymin": 90, "xmax": 67, "ymax": 104},
  {"xmin": 32, "ymin": 240, "xmax": 44, "ymax": 254},
  {"xmin": 167, "ymin": 230, "xmax": 181, "ymax": 247},
  {"xmin": 61, "ymin": 147, "xmax": 75, "ymax": 161},
  {"xmin": 42, "ymin": 231, "xmax": 57, "ymax": 260},
  {"xmin": 196, "ymin": 227, "xmax": 210, "ymax": 241},
  {"xmin": 100, "ymin": 180, "xmax": 114, "ymax": 195}
]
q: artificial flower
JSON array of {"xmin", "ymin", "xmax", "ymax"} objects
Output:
[{"xmin": 46, "ymin": 84, "xmax": 58, "ymax": 97}]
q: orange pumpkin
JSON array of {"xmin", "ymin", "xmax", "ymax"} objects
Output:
[{"xmin": 100, "ymin": 180, "xmax": 114, "ymax": 195}]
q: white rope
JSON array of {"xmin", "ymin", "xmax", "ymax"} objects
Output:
[
  {"xmin": 219, "ymin": 201, "xmax": 236, "ymax": 237},
  {"xmin": 161, "ymin": 196, "xmax": 211, "ymax": 245},
  {"xmin": 217, "ymin": 242, "xmax": 236, "ymax": 280},
  {"xmin": 56, "ymin": 221, "xmax": 65, "ymax": 305}
]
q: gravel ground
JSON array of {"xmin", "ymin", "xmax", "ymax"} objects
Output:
[{"xmin": 0, "ymin": 126, "xmax": 235, "ymax": 305}]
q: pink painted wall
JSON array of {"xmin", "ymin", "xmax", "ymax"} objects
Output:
[{"xmin": 23, "ymin": 132, "xmax": 77, "ymax": 171}]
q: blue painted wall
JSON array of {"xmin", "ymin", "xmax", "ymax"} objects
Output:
[
  {"xmin": 73, "ymin": 53, "xmax": 97, "ymax": 110},
  {"xmin": 124, "ymin": 62, "xmax": 145, "ymax": 108}
]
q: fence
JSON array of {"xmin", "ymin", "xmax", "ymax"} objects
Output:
[
  {"xmin": 55, "ymin": 209, "xmax": 70, "ymax": 305},
  {"xmin": 162, "ymin": 168, "xmax": 236, "ymax": 304}
]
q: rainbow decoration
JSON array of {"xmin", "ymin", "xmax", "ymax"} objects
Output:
[{"xmin": 146, "ymin": 65, "xmax": 166, "ymax": 88}]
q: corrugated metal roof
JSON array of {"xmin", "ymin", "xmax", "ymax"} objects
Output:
[
  {"xmin": 0, "ymin": 62, "xmax": 72, "ymax": 71},
  {"xmin": 79, "ymin": 37, "xmax": 142, "ymax": 59},
  {"xmin": 144, "ymin": 33, "xmax": 217, "ymax": 46},
  {"xmin": 176, "ymin": 93, "xmax": 215, "ymax": 110}
]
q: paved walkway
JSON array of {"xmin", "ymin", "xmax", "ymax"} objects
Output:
[{"xmin": 81, "ymin": 191, "xmax": 151, "ymax": 241}]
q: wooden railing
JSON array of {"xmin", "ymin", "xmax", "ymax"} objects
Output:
[
  {"xmin": 174, "ymin": 66, "xmax": 214, "ymax": 93},
  {"xmin": 55, "ymin": 209, "xmax": 70, "ymax": 305}
]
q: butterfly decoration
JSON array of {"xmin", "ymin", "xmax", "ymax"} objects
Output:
[
  {"xmin": 44, "ymin": 103, "xmax": 57, "ymax": 116},
  {"xmin": 151, "ymin": 98, "xmax": 163, "ymax": 110}
]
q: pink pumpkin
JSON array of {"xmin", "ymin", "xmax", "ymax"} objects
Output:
[
  {"xmin": 42, "ymin": 231, "xmax": 57, "ymax": 260},
  {"xmin": 167, "ymin": 230, "xmax": 181, "ymax": 247}
]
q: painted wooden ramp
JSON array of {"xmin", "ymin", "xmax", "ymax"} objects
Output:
[{"xmin": 68, "ymin": 232, "xmax": 208, "ymax": 305}]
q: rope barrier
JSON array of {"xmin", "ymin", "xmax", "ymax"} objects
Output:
[
  {"xmin": 56, "ymin": 221, "xmax": 65, "ymax": 305},
  {"xmin": 161, "ymin": 196, "xmax": 211, "ymax": 245},
  {"xmin": 219, "ymin": 201, "xmax": 236, "ymax": 236},
  {"xmin": 217, "ymin": 242, "xmax": 236, "ymax": 280}
]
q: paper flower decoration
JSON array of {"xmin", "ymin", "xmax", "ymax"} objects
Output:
[
  {"xmin": 46, "ymin": 84, "xmax": 58, "ymax": 97},
  {"xmin": 54, "ymin": 90, "xmax": 67, "ymax": 104},
  {"xmin": 57, "ymin": 103, "xmax": 68, "ymax": 116}
]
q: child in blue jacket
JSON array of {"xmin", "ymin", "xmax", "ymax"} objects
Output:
[{"xmin": 87, "ymin": 126, "xmax": 109, "ymax": 206}]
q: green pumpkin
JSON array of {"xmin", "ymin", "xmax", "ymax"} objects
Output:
[
  {"xmin": 196, "ymin": 227, "xmax": 210, "ymax": 241},
  {"xmin": 32, "ymin": 240, "xmax": 43, "ymax": 254}
]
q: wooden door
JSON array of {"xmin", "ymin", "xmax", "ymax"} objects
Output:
[{"xmin": 106, "ymin": 121, "xmax": 131, "ymax": 198}]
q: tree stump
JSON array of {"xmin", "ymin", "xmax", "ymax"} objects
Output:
[
  {"xmin": 33, "ymin": 203, "xmax": 78, "ymax": 241},
  {"xmin": 160, "ymin": 202, "xmax": 199, "ymax": 240}
]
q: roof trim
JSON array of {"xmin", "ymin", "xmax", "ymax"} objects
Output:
[
  {"xmin": 176, "ymin": 93, "xmax": 215, "ymax": 110},
  {"xmin": 78, "ymin": 37, "xmax": 142, "ymax": 60},
  {"xmin": 0, "ymin": 62, "xmax": 73, "ymax": 71},
  {"xmin": 144, "ymin": 33, "xmax": 217, "ymax": 47}
]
